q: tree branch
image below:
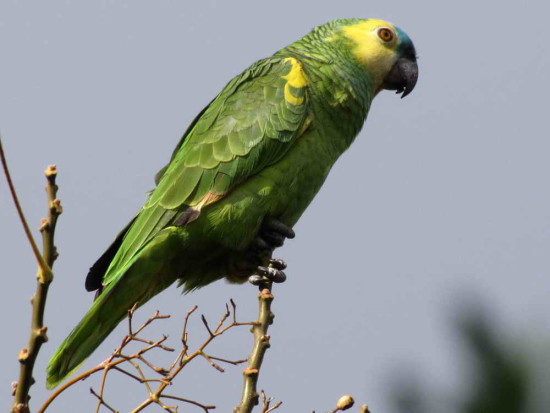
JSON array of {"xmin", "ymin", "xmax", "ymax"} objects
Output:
[
  {"xmin": 0, "ymin": 138, "xmax": 53, "ymax": 281},
  {"xmin": 234, "ymin": 281, "xmax": 275, "ymax": 413},
  {"xmin": 3, "ymin": 132, "xmax": 62, "ymax": 413}
]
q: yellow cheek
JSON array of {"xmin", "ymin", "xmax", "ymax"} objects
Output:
[{"xmin": 341, "ymin": 20, "xmax": 397, "ymax": 85}]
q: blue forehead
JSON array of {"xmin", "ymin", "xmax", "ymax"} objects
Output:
[{"xmin": 395, "ymin": 26, "xmax": 415, "ymax": 51}]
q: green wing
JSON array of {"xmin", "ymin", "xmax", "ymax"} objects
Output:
[{"xmin": 100, "ymin": 56, "xmax": 310, "ymax": 287}]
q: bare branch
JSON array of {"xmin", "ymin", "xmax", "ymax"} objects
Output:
[
  {"xmin": 260, "ymin": 391, "xmax": 282, "ymax": 413},
  {"xmin": 5, "ymin": 149, "xmax": 62, "ymax": 412},
  {"xmin": 200, "ymin": 352, "xmax": 226, "ymax": 372},
  {"xmin": 201, "ymin": 314, "xmax": 215, "ymax": 337},
  {"xmin": 230, "ymin": 299, "xmax": 237, "ymax": 324},
  {"xmin": 234, "ymin": 281, "xmax": 276, "ymax": 413},
  {"xmin": 134, "ymin": 310, "xmax": 171, "ymax": 337},
  {"xmin": 207, "ymin": 355, "xmax": 248, "ymax": 366},
  {"xmin": 40, "ymin": 300, "xmax": 253, "ymax": 412},
  {"xmin": 38, "ymin": 312, "xmax": 175, "ymax": 412},
  {"xmin": 0, "ymin": 137, "xmax": 53, "ymax": 283},
  {"xmin": 130, "ymin": 302, "xmax": 250, "ymax": 411},
  {"xmin": 162, "ymin": 395, "xmax": 216, "ymax": 412},
  {"xmin": 213, "ymin": 306, "xmax": 231, "ymax": 334},
  {"xmin": 90, "ymin": 387, "xmax": 119, "ymax": 413}
]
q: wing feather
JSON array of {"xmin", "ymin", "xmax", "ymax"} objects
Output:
[{"xmin": 100, "ymin": 56, "xmax": 310, "ymax": 287}]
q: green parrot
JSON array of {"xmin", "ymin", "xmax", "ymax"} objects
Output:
[{"xmin": 46, "ymin": 18, "xmax": 418, "ymax": 388}]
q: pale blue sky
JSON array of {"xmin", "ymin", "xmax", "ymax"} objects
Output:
[{"xmin": 1, "ymin": 1, "xmax": 549, "ymax": 412}]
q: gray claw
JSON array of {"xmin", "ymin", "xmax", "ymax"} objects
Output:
[
  {"xmin": 248, "ymin": 275, "xmax": 264, "ymax": 285},
  {"xmin": 256, "ymin": 266, "xmax": 286, "ymax": 283},
  {"xmin": 248, "ymin": 259, "xmax": 288, "ymax": 285},
  {"xmin": 271, "ymin": 270, "xmax": 287, "ymax": 283},
  {"xmin": 269, "ymin": 258, "xmax": 287, "ymax": 270}
]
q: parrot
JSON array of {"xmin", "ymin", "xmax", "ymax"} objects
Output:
[{"xmin": 46, "ymin": 18, "xmax": 418, "ymax": 388}]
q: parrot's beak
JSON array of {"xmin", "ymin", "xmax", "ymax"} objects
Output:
[{"xmin": 383, "ymin": 46, "xmax": 418, "ymax": 98}]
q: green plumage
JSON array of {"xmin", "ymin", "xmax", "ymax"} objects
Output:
[{"xmin": 47, "ymin": 18, "xmax": 418, "ymax": 388}]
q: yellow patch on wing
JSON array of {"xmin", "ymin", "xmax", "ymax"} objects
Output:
[{"xmin": 282, "ymin": 57, "xmax": 307, "ymax": 105}]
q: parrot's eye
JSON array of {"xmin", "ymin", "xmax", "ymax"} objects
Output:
[{"xmin": 377, "ymin": 28, "xmax": 394, "ymax": 42}]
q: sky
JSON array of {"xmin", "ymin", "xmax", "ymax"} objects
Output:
[{"xmin": 1, "ymin": 1, "xmax": 550, "ymax": 412}]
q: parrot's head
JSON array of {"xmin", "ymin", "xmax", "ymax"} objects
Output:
[{"xmin": 335, "ymin": 19, "xmax": 418, "ymax": 98}]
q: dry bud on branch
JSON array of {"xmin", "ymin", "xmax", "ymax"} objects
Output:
[{"xmin": 336, "ymin": 395, "xmax": 355, "ymax": 411}]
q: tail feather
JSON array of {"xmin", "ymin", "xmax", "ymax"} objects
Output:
[
  {"xmin": 46, "ymin": 283, "xmax": 132, "ymax": 389},
  {"xmin": 47, "ymin": 229, "xmax": 181, "ymax": 388},
  {"xmin": 85, "ymin": 217, "xmax": 137, "ymax": 292}
]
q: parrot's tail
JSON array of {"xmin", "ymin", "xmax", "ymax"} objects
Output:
[
  {"xmin": 47, "ymin": 250, "xmax": 178, "ymax": 388},
  {"xmin": 45, "ymin": 281, "xmax": 133, "ymax": 389},
  {"xmin": 47, "ymin": 231, "xmax": 181, "ymax": 388}
]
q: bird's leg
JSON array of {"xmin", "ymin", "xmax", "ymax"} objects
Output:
[
  {"xmin": 247, "ymin": 217, "xmax": 294, "ymax": 285},
  {"xmin": 249, "ymin": 217, "xmax": 295, "ymax": 251},
  {"xmin": 260, "ymin": 217, "xmax": 296, "ymax": 248}
]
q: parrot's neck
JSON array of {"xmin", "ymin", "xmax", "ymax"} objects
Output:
[{"xmin": 281, "ymin": 47, "xmax": 374, "ymax": 155}]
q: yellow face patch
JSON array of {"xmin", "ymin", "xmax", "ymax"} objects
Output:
[
  {"xmin": 282, "ymin": 57, "xmax": 307, "ymax": 105},
  {"xmin": 340, "ymin": 19, "xmax": 400, "ymax": 91}
]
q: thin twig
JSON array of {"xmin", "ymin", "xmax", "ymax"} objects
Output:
[
  {"xmin": 90, "ymin": 387, "xmax": 119, "ymax": 413},
  {"xmin": 111, "ymin": 366, "xmax": 147, "ymax": 383},
  {"xmin": 136, "ymin": 354, "xmax": 169, "ymax": 376},
  {"xmin": 181, "ymin": 306, "xmax": 199, "ymax": 343},
  {"xmin": 129, "ymin": 399, "xmax": 154, "ymax": 413},
  {"xmin": 207, "ymin": 355, "xmax": 248, "ymax": 366},
  {"xmin": 94, "ymin": 347, "xmax": 115, "ymax": 413},
  {"xmin": 201, "ymin": 314, "xmax": 214, "ymax": 337},
  {"xmin": 0, "ymin": 137, "xmax": 53, "ymax": 280},
  {"xmin": 265, "ymin": 401, "xmax": 282, "ymax": 413},
  {"xmin": 260, "ymin": 391, "xmax": 282, "ymax": 413},
  {"xmin": 133, "ymin": 311, "xmax": 171, "ymax": 336},
  {"xmin": 213, "ymin": 304, "xmax": 231, "ymax": 333},
  {"xmin": 132, "ymin": 335, "xmax": 175, "ymax": 352},
  {"xmin": 39, "ymin": 302, "xmax": 252, "ymax": 412},
  {"xmin": 162, "ymin": 395, "xmax": 216, "ymax": 412},
  {"xmin": 38, "ymin": 317, "xmax": 169, "ymax": 413},
  {"xmin": 201, "ymin": 352, "xmax": 225, "ymax": 372},
  {"xmin": 39, "ymin": 362, "xmax": 118, "ymax": 413},
  {"xmin": 132, "ymin": 303, "xmax": 253, "ymax": 411},
  {"xmin": 230, "ymin": 299, "xmax": 237, "ymax": 323}
]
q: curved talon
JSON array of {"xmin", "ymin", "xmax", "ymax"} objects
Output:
[
  {"xmin": 271, "ymin": 270, "xmax": 286, "ymax": 283},
  {"xmin": 269, "ymin": 258, "xmax": 287, "ymax": 270},
  {"xmin": 255, "ymin": 266, "xmax": 272, "ymax": 276},
  {"xmin": 263, "ymin": 217, "xmax": 295, "ymax": 239},
  {"xmin": 248, "ymin": 275, "xmax": 264, "ymax": 285},
  {"xmin": 250, "ymin": 236, "xmax": 270, "ymax": 251},
  {"xmin": 256, "ymin": 266, "xmax": 287, "ymax": 283},
  {"xmin": 248, "ymin": 258, "xmax": 288, "ymax": 285},
  {"xmin": 261, "ymin": 232, "xmax": 285, "ymax": 248}
]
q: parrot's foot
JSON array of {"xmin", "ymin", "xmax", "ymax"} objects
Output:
[
  {"xmin": 249, "ymin": 258, "xmax": 287, "ymax": 285},
  {"xmin": 236, "ymin": 218, "xmax": 293, "ymax": 285},
  {"xmin": 251, "ymin": 217, "xmax": 295, "ymax": 251}
]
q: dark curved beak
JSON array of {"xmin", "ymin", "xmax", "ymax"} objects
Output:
[{"xmin": 382, "ymin": 47, "xmax": 418, "ymax": 98}]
